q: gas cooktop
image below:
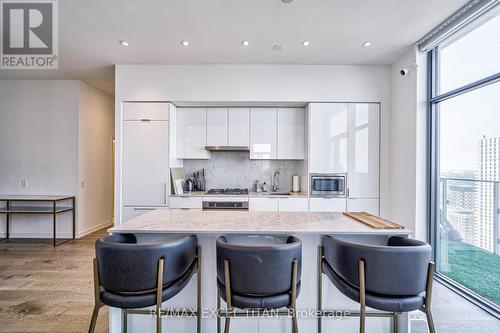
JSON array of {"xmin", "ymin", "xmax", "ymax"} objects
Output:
[{"xmin": 206, "ymin": 188, "xmax": 249, "ymax": 195}]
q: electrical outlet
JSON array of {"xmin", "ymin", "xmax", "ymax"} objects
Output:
[
  {"xmin": 80, "ymin": 181, "xmax": 85, "ymax": 188},
  {"xmin": 20, "ymin": 180, "xmax": 27, "ymax": 188}
]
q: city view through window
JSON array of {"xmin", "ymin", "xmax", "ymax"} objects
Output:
[{"xmin": 435, "ymin": 12, "xmax": 500, "ymax": 307}]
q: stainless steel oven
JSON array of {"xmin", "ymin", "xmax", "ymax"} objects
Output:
[
  {"xmin": 202, "ymin": 197, "xmax": 249, "ymax": 211},
  {"xmin": 310, "ymin": 173, "xmax": 346, "ymax": 197}
]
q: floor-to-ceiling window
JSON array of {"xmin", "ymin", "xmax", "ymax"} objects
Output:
[{"xmin": 429, "ymin": 7, "xmax": 500, "ymax": 314}]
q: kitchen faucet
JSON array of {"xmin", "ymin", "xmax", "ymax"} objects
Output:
[{"xmin": 272, "ymin": 170, "xmax": 281, "ymax": 192}]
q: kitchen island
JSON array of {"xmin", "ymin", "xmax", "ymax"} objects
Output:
[{"xmin": 107, "ymin": 210, "xmax": 412, "ymax": 333}]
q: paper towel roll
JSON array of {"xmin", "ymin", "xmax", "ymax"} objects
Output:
[{"xmin": 292, "ymin": 175, "xmax": 300, "ymax": 192}]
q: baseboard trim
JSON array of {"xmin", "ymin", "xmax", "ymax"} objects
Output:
[
  {"xmin": 0, "ymin": 220, "xmax": 113, "ymax": 239},
  {"xmin": 78, "ymin": 220, "xmax": 113, "ymax": 238}
]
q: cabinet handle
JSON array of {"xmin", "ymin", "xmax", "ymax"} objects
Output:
[
  {"xmin": 140, "ymin": 118, "xmax": 151, "ymax": 122},
  {"xmin": 165, "ymin": 183, "xmax": 168, "ymax": 205},
  {"xmin": 134, "ymin": 208, "xmax": 155, "ymax": 211},
  {"xmin": 347, "ymin": 188, "xmax": 350, "ymax": 198}
]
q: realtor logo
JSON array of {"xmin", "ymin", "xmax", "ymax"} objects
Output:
[{"xmin": 1, "ymin": 0, "xmax": 58, "ymax": 69}]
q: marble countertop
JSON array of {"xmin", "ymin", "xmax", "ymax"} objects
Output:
[
  {"xmin": 170, "ymin": 191, "xmax": 308, "ymax": 198},
  {"xmin": 109, "ymin": 210, "xmax": 410, "ymax": 235}
]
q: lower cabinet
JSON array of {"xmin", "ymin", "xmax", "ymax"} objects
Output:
[
  {"xmin": 249, "ymin": 197, "xmax": 308, "ymax": 212},
  {"xmin": 346, "ymin": 198, "xmax": 379, "ymax": 216},
  {"xmin": 122, "ymin": 207, "xmax": 167, "ymax": 223},
  {"xmin": 249, "ymin": 197, "xmax": 279, "ymax": 212},
  {"xmin": 309, "ymin": 198, "xmax": 347, "ymax": 212},
  {"xmin": 278, "ymin": 197, "xmax": 309, "ymax": 212},
  {"xmin": 169, "ymin": 196, "xmax": 203, "ymax": 209}
]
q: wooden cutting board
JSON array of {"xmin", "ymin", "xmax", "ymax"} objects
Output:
[
  {"xmin": 343, "ymin": 212, "xmax": 404, "ymax": 229},
  {"xmin": 170, "ymin": 168, "xmax": 185, "ymax": 195}
]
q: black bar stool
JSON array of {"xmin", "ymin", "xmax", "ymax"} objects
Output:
[
  {"xmin": 216, "ymin": 234, "xmax": 302, "ymax": 333},
  {"xmin": 88, "ymin": 233, "xmax": 201, "ymax": 333},
  {"xmin": 318, "ymin": 235, "xmax": 435, "ymax": 333}
]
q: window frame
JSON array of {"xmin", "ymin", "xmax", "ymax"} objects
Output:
[{"xmin": 428, "ymin": 45, "xmax": 500, "ymax": 318}]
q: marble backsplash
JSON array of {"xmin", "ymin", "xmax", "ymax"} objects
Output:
[{"xmin": 183, "ymin": 152, "xmax": 305, "ymax": 192}]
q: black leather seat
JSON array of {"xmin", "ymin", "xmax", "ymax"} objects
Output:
[
  {"xmin": 216, "ymin": 234, "xmax": 302, "ymax": 333},
  {"xmin": 88, "ymin": 233, "xmax": 200, "ymax": 333},
  {"xmin": 318, "ymin": 235, "xmax": 435, "ymax": 333}
]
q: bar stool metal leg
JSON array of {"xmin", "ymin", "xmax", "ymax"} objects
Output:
[
  {"xmin": 88, "ymin": 258, "xmax": 102, "ymax": 333},
  {"xmin": 423, "ymin": 262, "xmax": 436, "ymax": 333},
  {"xmin": 392, "ymin": 312, "xmax": 398, "ymax": 333},
  {"xmin": 291, "ymin": 259, "xmax": 299, "ymax": 333},
  {"xmin": 196, "ymin": 246, "xmax": 202, "ymax": 333},
  {"xmin": 317, "ymin": 246, "xmax": 323, "ymax": 333},
  {"xmin": 224, "ymin": 260, "xmax": 232, "ymax": 333},
  {"xmin": 217, "ymin": 294, "xmax": 222, "ymax": 333},
  {"xmin": 358, "ymin": 259, "xmax": 366, "ymax": 333},
  {"xmin": 156, "ymin": 258, "xmax": 165, "ymax": 333}
]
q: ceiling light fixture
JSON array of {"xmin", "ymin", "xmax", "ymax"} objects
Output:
[
  {"xmin": 241, "ymin": 40, "xmax": 250, "ymax": 46},
  {"xmin": 301, "ymin": 41, "xmax": 310, "ymax": 46},
  {"xmin": 282, "ymin": 0, "xmax": 293, "ymax": 3},
  {"xmin": 181, "ymin": 40, "xmax": 190, "ymax": 46},
  {"xmin": 272, "ymin": 45, "xmax": 282, "ymax": 51},
  {"xmin": 362, "ymin": 41, "xmax": 372, "ymax": 47},
  {"xmin": 119, "ymin": 40, "xmax": 129, "ymax": 47}
]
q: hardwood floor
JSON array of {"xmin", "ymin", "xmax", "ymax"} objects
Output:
[{"xmin": 0, "ymin": 229, "xmax": 108, "ymax": 333}]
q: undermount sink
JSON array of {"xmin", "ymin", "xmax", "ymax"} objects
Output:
[{"xmin": 269, "ymin": 192, "xmax": 291, "ymax": 196}]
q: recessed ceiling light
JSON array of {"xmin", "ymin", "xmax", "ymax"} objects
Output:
[
  {"xmin": 282, "ymin": 0, "xmax": 293, "ymax": 3},
  {"xmin": 119, "ymin": 40, "xmax": 129, "ymax": 47},
  {"xmin": 241, "ymin": 40, "xmax": 250, "ymax": 46},
  {"xmin": 362, "ymin": 41, "xmax": 372, "ymax": 47},
  {"xmin": 301, "ymin": 41, "xmax": 310, "ymax": 47},
  {"xmin": 272, "ymin": 44, "xmax": 282, "ymax": 51},
  {"xmin": 181, "ymin": 40, "xmax": 189, "ymax": 47}
]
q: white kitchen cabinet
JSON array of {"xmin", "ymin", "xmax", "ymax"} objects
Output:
[
  {"xmin": 309, "ymin": 197, "xmax": 346, "ymax": 212},
  {"xmin": 249, "ymin": 197, "xmax": 279, "ymax": 212},
  {"xmin": 278, "ymin": 197, "xmax": 308, "ymax": 212},
  {"xmin": 169, "ymin": 196, "xmax": 203, "ymax": 209},
  {"xmin": 277, "ymin": 108, "xmax": 305, "ymax": 159},
  {"xmin": 347, "ymin": 103, "xmax": 380, "ymax": 198},
  {"xmin": 123, "ymin": 102, "xmax": 169, "ymax": 121},
  {"xmin": 228, "ymin": 108, "xmax": 250, "ymax": 146},
  {"xmin": 206, "ymin": 108, "xmax": 228, "ymax": 146},
  {"xmin": 347, "ymin": 198, "xmax": 379, "ymax": 216},
  {"xmin": 176, "ymin": 108, "xmax": 210, "ymax": 159},
  {"xmin": 250, "ymin": 108, "xmax": 277, "ymax": 159},
  {"xmin": 122, "ymin": 116, "xmax": 169, "ymax": 207},
  {"xmin": 122, "ymin": 207, "xmax": 166, "ymax": 223},
  {"xmin": 309, "ymin": 103, "xmax": 348, "ymax": 173}
]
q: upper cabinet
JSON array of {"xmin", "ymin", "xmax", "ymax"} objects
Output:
[
  {"xmin": 228, "ymin": 108, "xmax": 250, "ymax": 146},
  {"xmin": 250, "ymin": 108, "xmax": 277, "ymax": 159},
  {"xmin": 277, "ymin": 108, "xmax": 305, "ymax": 160},
  {"xmin": 347, "ymin": 103, "xmax": 380, "ymax": 198},
  {"xmin": 309, "ymin": 103, "xmax": 348, "ymax": 173},
  {"xmin": 250, "ymin": 107, "xmax": 305, "ymax": 160},
  {"xmin": 176, "ymin": 108, "xmax": 210, "ymax": 159},
  {"xmin": 206, "ymin": 108, "xmax": 250, "ymax": 147},
  {"xmin": 206, "ymin": 108, "xmax": 228, "ymax": 146}
]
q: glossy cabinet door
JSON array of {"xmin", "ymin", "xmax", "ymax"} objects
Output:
[
  {"xmin": 122, "ymin": 119, "xmax": 169, "ymax": 206},
  {"xmin": 206, "ymin": 108, "xmax": 228, "ymax": 146},
  {"xmin": 278, "ymin": 197, "xmax": 308, "ymax": 212},
  {"xmin": 347, "ymin": 198, "xmax": 379, "ymax": 216},
  {"xmin": 249, "ymin": 197, "xmax": 279, "ymax": 211},
  {"xmin": 249, "ymin": 108, "xmax": 277, "ymax": 159},
  {"xmin": 277, "ymin": 108, "xmax": 305, "ymax": 159},
  {"xmin": 309, "ymin": 103, "xmax": 348, "ymax": 173},
  {"xmin": 347, "ymin": 103, "xmax": 379, "ymax": 198},
  {"xmin": 176, "ymin": 108, "xmax": 210, "ymax": 159},
  {"xmin": 228, "ymin": 108, "xmax": 250, "ymax": 146},
  {"xmin": 309, "ymin": 197, "xmax": 346, "ymax": 212}
]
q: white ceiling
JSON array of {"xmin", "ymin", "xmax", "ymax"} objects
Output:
[{"xmin": 0, "ymin": 0, "xmax": 468, "ymax": 95}]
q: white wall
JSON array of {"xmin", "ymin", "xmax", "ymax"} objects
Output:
[
  {"xmin": 115, "ymin": 64, "xmax": 391, "ymax": 222},
  {"xmin": 78, "ymin": 82, "xmax": 115, "ymax": 236},
  {"xmin": 0, "ymin": 80, "xmax": 114, "ymax": 238},
  {"xmin": 389, "ymin": 48, "xmax": 428, "ymax": 239},
  {"xmin": 0, "ymin": 80, "xmax": 79, "ymax": 237}
]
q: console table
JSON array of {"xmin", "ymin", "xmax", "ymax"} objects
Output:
[{"xmin": 0, "ymin": 195, "xmax": 76, "ymax": 246}]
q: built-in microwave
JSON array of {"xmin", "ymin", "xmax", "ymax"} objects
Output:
[{"xmin": 310, "ymin": 173, "xmax": 347, "ymax": 197}]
